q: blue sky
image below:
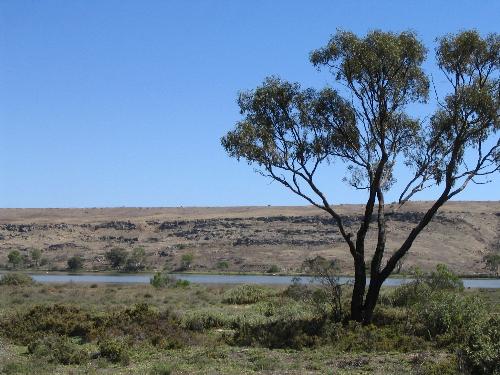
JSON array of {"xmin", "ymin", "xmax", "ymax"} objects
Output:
[{"xmin": 0, "ymin": 0, "xmax": 499, "ymax": 208}]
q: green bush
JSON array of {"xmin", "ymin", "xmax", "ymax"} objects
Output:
[
  {"xmin": 391, "ymin": 265, "xmax": 464, "ymax": 307},
  {"xmin": 331, "ymin": 322, "xmax": 429, "ymax": 353},
  {"xmin": 103, "ymin": 303, "xmax": 193, "ymax": 348},
  {"xmin": 150, "ymin": 363, "xmax": 173, "ymax": 375},
  {"xmin": 67, "ymin": 256, "xmax": 84, "ymax": 271},
  {"xmin": 222, "ymin": 285, "xmax": 273, "ymax": 304},
  {"xmin": 266, "ymin": 264, "xmax": 280, "ymax": 273},
  {"xmin": 150, "ymin": 273, "xmax": 190, "ymax": 288},
  {"xmin": 180, "ymin": 253, "xmax": 194, "ymax": 270},
  {"xmin": 460, "ymin": 314, "xmax": 500, "ymax": 375},
  {"xmin": 105, "ymin": 247, "xmax": 128, "ymax": 269},
  {"xmin": 124, "ymin": 247, "xmax": 147, "ymax": 272},
  {"xmin": 234, "ymin": 315, "xmax": 326, "ymax": 349},
  {"xmin": 7, "ymin": 250, "xmax": 23, "ymax": 269},
  {"xmin": 98, "ymin": 338, "xmax": 130, "ymax": 364},
  {"xmin": 420, "ymin": 356, "xmax": 459, "ymax": 375},
  {"xmin": 28, "ymin": 334, "xmax": 89, "ymax": 365},
  {"xmin": 216, "ymin": 261, "xmax": 229, "ymax": 270},
  {"xmin": 425, "ymin": 264, "xmax": 464, "ymax": 291},
  {"xmin": 1, "ymin": 304, "xmax": 96, "ymax": 344},
  {"xmin": 182, "ymin": 309, "xmax": 234, "ymax": 331},
  {"xmin": 283, "ymin": 278, "xmax": 312, "ymax": 301},
  {"xmin": 0, "ymin": 273, "xmax": 35, "ymax": 286},
  {"xmin": 411, "ymin": 291, "xmax": 488, "ymax": 345}
]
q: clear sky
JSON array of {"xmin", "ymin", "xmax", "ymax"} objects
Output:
[{"xmin": 1, "ymin": 0, "xmax": 499, "ymax": 208}]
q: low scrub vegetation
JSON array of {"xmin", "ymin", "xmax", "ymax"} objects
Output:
[
  {"xmin": 0, "ymin": 264, "xmax": 498, "ymax": 374},
  {"xmin": 222, "ymin": 284, "xmax": 275, "ymax": 304},
  {"xmin": 0, "ymin": 273, "xmax": 35, "ymax": 286}
]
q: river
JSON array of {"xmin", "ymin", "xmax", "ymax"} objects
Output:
[{"xmin": 2, "ymin": 273, "xmax": 499, "ymax": 288}]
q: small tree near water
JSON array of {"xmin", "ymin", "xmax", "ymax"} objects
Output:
[{"xmin": 222, "ymin": 30, "xmax": 499, "ymax": 323}]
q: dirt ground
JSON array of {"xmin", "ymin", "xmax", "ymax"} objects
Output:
[{"xmin": 0, "ymin": 201, "xmax": 498, "ymax": 276}]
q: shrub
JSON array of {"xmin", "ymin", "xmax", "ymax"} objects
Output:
[
  {"xmin": 180, "ymin": 253, "xmax": 194, "ymax": 271},
  {"xmin": 283, "ymin": 277, "xmax": 312, "ymax": 301},
  {"xmin": 103, "ymin": 303, "xmax": 193, "ymax": 348},
  {"xmin": 411, "ymin": 291, "xmax": 488, "ymax": 345},
  {"xmin": 331, "ymin": 322, "xmax": 429, "ymax": 353},
  {"xmin": 1, "ymin": 304, "xmax": 96, "ymax": 344},
  {"xmin": 484, "ymin": 252, "xmax": 500, "ymax": 276},
  {"xmin": 30, "ymin": 249, "xmax": 42, "ymax": 268},
  {"xmin": 150, "ymin": 363, "xmax": 173, "ymax": 375},
  {"xmin": 234, "ymin": 315, "xmax": 326, "ymax": 349},
  {"xmin": 216, "ymin": 261, "xmax": 229, "ymax": 270},
  {"xmin": 425, "ymin": 264, "xmax": 464, "ymax": 291},
  {"xmin": 182, "ymin": 309, "xmax": 234, "ymax": 331},
  {"xmin": 67, "ymin": 256, "xmax": 84, "ymax": 271},
  {"xmin": 105, "ymin": 247, "xmax": 128, "ymax": 269},
  {"xmin": 7, "ymin": 250, "xmax": 23, "ymax": 269},
  {"xmin": 267, "ymin": 264, "xmax": 280, "ymax": 273},
  {"xmin": 98, "ymin": 338, "xmax": 130, "ymax": 364},
  {"xmin": 150, "ymin": 273, "xmax": 190, "ymax": 288},
  {"xmin": 0, "ymin": 273, "xmax": 35, "ymax": 286},
  {"xmin": 460, "ymin": 314, "xmax": 500, "ymax": 375},
  {"xmin": 222, "ymin": 285, "xmax": 273, "ymax": 304},
  {"xmin": 391, "ymin": 265, "xmax": 464, "ymax": 307},
  {"xmin": 28, "ymin": 334, "xmax": 89, "ymax": 365},
  {"xmin": 302, "ymin": 256, "xmax": 344, "ymax": 321},
  {"xmin": 124, "ymin": 247, "xmax": 147, "ymax": 272}
]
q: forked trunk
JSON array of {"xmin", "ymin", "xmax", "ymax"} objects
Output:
[
  {"xmin": 362, "ymin": 276, "xmax": 384, "ymax": 324},
  {"xmin": 350, "ymin": 258, "xmax": 366, "ymax": 322}
]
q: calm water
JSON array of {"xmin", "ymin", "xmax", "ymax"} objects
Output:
[{"xmin": 1, "ymin": 273, "xmax": 499, "ymax": 288}]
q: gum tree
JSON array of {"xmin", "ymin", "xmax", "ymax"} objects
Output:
[{"xmin": 221, "ymin": 30, "xmax": 499, "ymax": 323}]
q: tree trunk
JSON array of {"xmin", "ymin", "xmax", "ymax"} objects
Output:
[
  {"xmin": 350, "ymin": 256, "xmax": 366, "ymax": 322},
  {"xmin": 362, "ymin": 276, "xmax": 384, "ymax": 324}
]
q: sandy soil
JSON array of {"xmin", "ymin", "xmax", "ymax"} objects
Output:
[{"xmin": 0, "ymin": 201, "xmax": 498, "ymax": 276}]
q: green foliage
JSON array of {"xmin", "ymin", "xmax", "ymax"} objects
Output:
[
  {"xmin": 149, "ymin": 363, "xmax": 173, "ymax": 375},
  {"xmin": 460, "ymin": 314, "xmax": 500, "ymax": 375},
  {"xmin": 330, "ymin": 322, "xmax": 429, "ymax": 353},
  {"xmin": 150, "ymin": 272, "xmax": 173, "ymax": 288},
  {"xmin": 234, "ymin": 313, "xmax": 326, "ymax": 349},
  {"xmin": 283, "ymin": 277, "xmax": 312, "ymax": 301},
  {"xmin": 182, "ymin": 309, "xmax": 234, "ymax": 331},
  {"xmin": 180, "ymin": 253, "xmax": 194, "ymax": 271},
  {"xmin": 419, "ymin": 356, "xmax": 459, "ymax": 375},
  {"xmin": 28, "ymin": 335, "xmax": 89, "ymax": 365},
  {"xmin": 484, "ymin": 252, "xmax": 500, "ymax": 275},
  {"xmin": 311, "ymin": 30, "xmax": 429, "ymax": 111},
  {"xmin": 222, "ymin": 285, "xmax": 273, "ymax": 304},
  {"xmin": 1, "ymin": 304, "xmax": 96, "ymax": 344},
  {"xmin": 0, "ymin": 273, "xmax": 35, "ymax": 286},
  {"xmin": 67, "ymin": 255, "xmax": 84, "ymax": 271},
  {"xmin": 98, "ymin": 338, "xmax": 130, "ymax": 364},
  {"xmin": 150, "ymin": 273, "xmax": 190, "ymax": 288},
  {"xmin": 391, "ymin": 265, "xmax": 464, "ymax": 307},
  {"xmin": 425, "ymin": 264, "xmax": 464, "ymax": 291},
  {"xmin": 216, "ymin": 260, "xmax": 229, "ymax": 270},
  {"xmin": 125, "ymin": 246, "xmax": 147, "ymax": 272},
  {"xmin": 302, "ymin": 256, "xmax": 344, "ymax": 321},
  {"xmin": 30, "ymin": 249, "xmax": 42, "ymax": 268},
  {"xmin": 412, "ymin": 292, "xmax": 487, "ymax": 345},
  {"xmin": 266, "ymin": 264, "xmax": 280, "ymax": 273},
  {"xmin": 105, "ymin": 247, "xmax": 128, "ymax": 269},
  {"xmin": 7, "ymin": 250, "xmax": 23, "ymax": 268}
]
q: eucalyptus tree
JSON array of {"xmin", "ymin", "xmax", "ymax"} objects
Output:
[{"xmin": 222, "ymin": 30, "xmax": 499, "ymax": 323}]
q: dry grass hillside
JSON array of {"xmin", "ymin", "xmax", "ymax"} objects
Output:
[{"xmin": 0, "ymin": 201, "xmax": 498, "ymax": 276}]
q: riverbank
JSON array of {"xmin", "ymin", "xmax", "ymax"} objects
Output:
[{"xmin": 1, "ymin": 271, "xmax": 500, "ymax": 288}]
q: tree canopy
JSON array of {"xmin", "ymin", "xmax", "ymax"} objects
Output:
[{"xmin": 222, "ymin": 30, "xmax": 499, "ymax": 323}]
